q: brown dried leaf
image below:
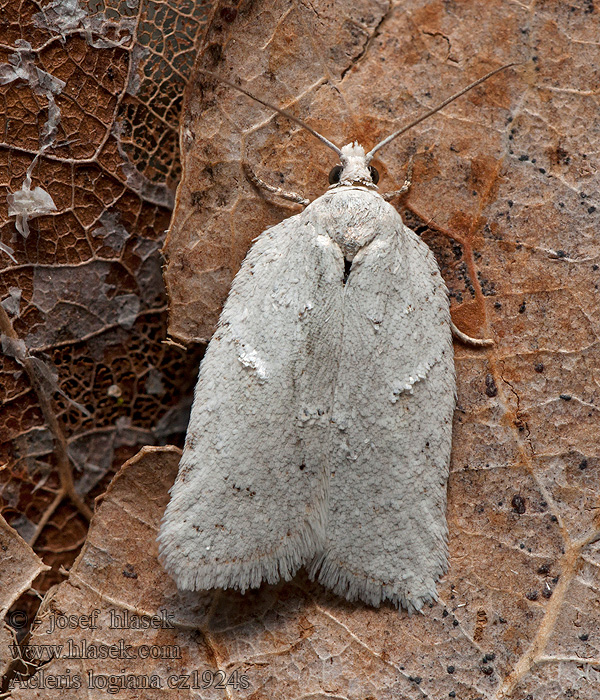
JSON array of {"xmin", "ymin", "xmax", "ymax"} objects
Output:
[
  {"xmin": 9, "ymin": 443, "xmax": 600, "ymax": 699},
  {"xmin": 8, "ymin": 447, "xmax": 211, "ymax": 699},
  {"xmin": 161, "ymin": 1, "xmax": 600, "ymax": 698},
  {"xmin": 0, "ymin": 0, "xmax": 207, "ymax": 584},
  {"xmin": 0, "ymin": 514, "xmax": 49, "ymax": 675}
]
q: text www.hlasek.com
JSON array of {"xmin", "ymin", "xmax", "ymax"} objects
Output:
[{"xmin": 10, "ymin": 638, "xmax": 180, "ymax": 661}]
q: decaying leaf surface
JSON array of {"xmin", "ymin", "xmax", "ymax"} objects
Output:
[
  {"xmin": 160, "ymin": 0, "xmax": 600, "ymax": 698},
  {"xmin": 9, "ymin": 447, "xmax": 218, "ymax": 699},
  {"xmin": 8, "ymin": 445, "xmax": 599, "ymax": 699},
  {"xmin": 0, "ymin": 0, "xmax": 207, "ymax": 594},
  {"xmin": 0, "ymin": 514, "xmax": 49, "ymax": 676}
]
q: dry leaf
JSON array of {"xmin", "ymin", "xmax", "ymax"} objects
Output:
[
  {"xmin": 0, "ymin": 0, "xmax": 206, "ymax": 586},
  {"xmin": 9, "ymin": 443, "xmax": 600, "ymax": 699},
  {"xmin": 9, "ymin": 447, "xmax": 217, "ymax": 699},
  {"xmin": 161, "ymin": 1, "xmax": 600, "ymax": 698},
  {"xmin": 0, "ymin": 514, "xmax": 49, "ymax": 677}
]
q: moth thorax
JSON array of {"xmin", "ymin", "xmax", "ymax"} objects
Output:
[{"xmin": 311, "ymin": 188, "xmax": 389, "ymax": 260}]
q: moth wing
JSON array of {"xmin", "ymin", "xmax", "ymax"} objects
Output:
[
  {"xmin": 159, "ymin": 215, "xmax": 344, "ymax": 592},
  {"xmin": 312, "ymin": 211, "xmax": 456, "ymax": 611}
]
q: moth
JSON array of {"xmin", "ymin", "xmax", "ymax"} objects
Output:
[{"xmin": 158, "ymin": 65, "xmax": 511, "ymax": 611}]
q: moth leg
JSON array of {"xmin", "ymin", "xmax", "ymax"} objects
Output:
[
  {"xmin": 451, "ymin": 321, "xmax": 494, "ymax": 347},
  {"xmin": 382, "ymin": 156, "xmax": 414, "ymax": 201},
  {"xmin": 241, "ymin": 134, "xmax": 309, "ymax": 206},
  {"xmin": 242, "ymin": 160, "xmax": 310, "ymax": 205}
]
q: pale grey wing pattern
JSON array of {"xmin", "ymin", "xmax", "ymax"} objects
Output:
[
  {"xmin": 159, "ymin": 215, "xmax": 345, "ymax": 592},
  {"xmin": 311, "ymin": 217, "xmax": 456, "ymax": 611}
]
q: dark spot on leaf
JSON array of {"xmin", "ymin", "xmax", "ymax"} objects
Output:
[
  {"xmin": 220, "ymin": 6, "xmax": 237, "ymax": 21},
  {"xmin": 207, "ymin": 43, "xmax": 223, "ymax": 64},
  {"xmin": 191, "ymin": 191, "xmax": 205, "ymax": 206},
  {"xmin": 122, "ymin": 564, "xmax": 138, "ymax": 579},
  {"xmin": 485, "ymin": 374, "xmax": 498, "ymax": 398},
  {"xmin": 511, "ymin": 495, "xmax": 526, "ymax": 514}
]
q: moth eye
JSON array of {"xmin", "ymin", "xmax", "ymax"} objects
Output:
[
  {"xmin": 368, "ymin": 165, "xmax": 380, "ymax": 185},
  {"xmin": 328, "ymin": 165, "xmax": 343, "ymax": 184}
]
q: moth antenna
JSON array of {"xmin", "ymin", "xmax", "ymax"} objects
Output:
[
  {"xmin": 200, "ymin": 70, "xmax": 343, "ymax": 157},
  {"xmin": 366, "ymin": 63, "xmax": 518, "ymax": 161}
]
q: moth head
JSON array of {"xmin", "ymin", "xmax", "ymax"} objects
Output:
[{"xmin": 328, "ymin": 143, "xmax": 379, "ymax": 189}]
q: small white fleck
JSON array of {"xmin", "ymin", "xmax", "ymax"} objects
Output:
[{"xmin": 237, "ymin": 341, "xmax": 268, "ymax": 381}]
